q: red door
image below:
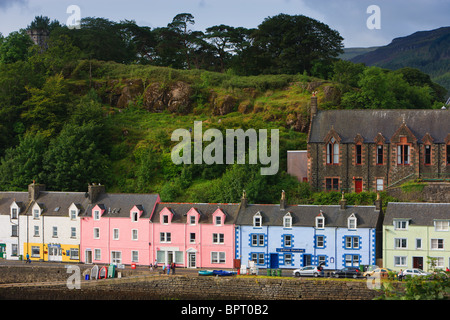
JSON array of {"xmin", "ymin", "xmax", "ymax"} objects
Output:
[{"xmin": 355, "ymin": 179, "xmax": 363, "ymax": 193}]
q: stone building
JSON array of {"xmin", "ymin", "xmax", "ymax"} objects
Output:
[{"xmin": 307, "ymin": 96, "xmax": 450, "ymax": 192}]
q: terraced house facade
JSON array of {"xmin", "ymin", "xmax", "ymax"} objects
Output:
[
  {"xmin": 307, "ymin": 95, "xmax": 450, "ymax": 192},
  {"xmin": 0, "ymin": 182, "xmax": 87, "ymax": 262},
  {"xmin": 234, "ymin": 191, "xmax": 383, "ymax": 270},
  {"xmin": 383, "ymin": 202, "xmax": 450, "ymax": 272}
]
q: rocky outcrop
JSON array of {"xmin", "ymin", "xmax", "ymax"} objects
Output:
[
  {"xmin": 143, "ymin": 81, "xmax": 193, "ymax": 114},
  {"xmin": 210, "ymin": 93, "xmax": 238, "ymax": 115}
]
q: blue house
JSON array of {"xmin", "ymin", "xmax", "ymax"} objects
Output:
[{"xmin": 235, "ymin": 191, "xmax": 383, "ymax": 270}]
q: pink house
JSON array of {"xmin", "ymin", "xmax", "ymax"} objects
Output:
[
  {"xmin": 80, "ymin": 185, "xmax": 159, "ymax": 266},
  {"xmin": 150, "ymin": 202, "xmax": 239, "ymax": 269}
]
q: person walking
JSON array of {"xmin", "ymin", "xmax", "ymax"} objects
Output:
[
  {"xmin": 25, "ymin": 253, "xmax": 31, "ymax": 263},
  {"xmin": 171, "ymin": 262, "xmax": 176, "ymax": 275},
  {"xmin": 166, "ymin": 263, "xmax": 170, "ymax": 275}
]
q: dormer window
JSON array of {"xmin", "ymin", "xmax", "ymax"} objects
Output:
[
  {"xmin": 32, "ymin": 204, "xmax": 41, "ymax": 219},
  {"xmin": 163, "ymin": 215, "xmax": 169, "ymax": 224},
  {"xmin": 215, "ymin": 216, "xmax": 222, "ymax": 226},
  {"xmin": 94, "ymin": 210, "xmax": 100, "ymax": 220},
  {"xmin": 316, "ymin": 212, "xmax": 325, "ymax": 229},
  {"xmin": 348, "ymin": 214, "xmax": 357, "ymax": 230},
  {"xmin": 253, "ymin": 212, "xmax": 262, "ymax": 227},
  {"xmin": 189, "ymin": 215, "xmax": 196, "ymax": 225},
  {"xmin": 11, "ymin": 206, "xmax": 18, "ymax": 219},
  {"xmin": 394, "ymin": 219, "xmax": 409, "ymax": 230},
  {"xmin": 283, "ymin": 212, "xmax": 292, "ymax": 228},
  {"xmin": 435, "ymin": 220, "xmax": 449, "ymax": 232},
  {"xmin": 132, "ymin": 212, "xmax": 138, "ymax": 222}
]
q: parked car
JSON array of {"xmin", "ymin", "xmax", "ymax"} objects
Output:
[
  {"xmin": 332, "ymin": 267, "xmax": 361, "ymax": 279},
  {"xmin": 293, "ymin": 265, "xmax": 324, "ymax": 278},
  {"xmin": 400, "ymin": 268, "xmax": 430, "ymax": 279},
  {"xmin": 361, "ymin": 265, "xmax": 379, "ymax": 274},
  {"xmin": 364, "ymin": 267, "xmax": 393, "ymax": 279}
]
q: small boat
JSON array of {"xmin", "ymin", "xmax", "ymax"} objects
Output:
[
  {"xmin": 99, "ymin": 266, "xmax": 108, "ymax": 279},
  {"xmin": 198, "ymin": 270, "xmax": 214, "ymax": 276},
  {"xmin": 213, "ymin": 270, "xmax": 236, "ymax": 276},
  {"xmin": 90, "ymin": 265, "xmax": 99, "ymax": 280}
]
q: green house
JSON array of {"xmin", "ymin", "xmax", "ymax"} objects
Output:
[{"xmin": 383, "ymin": 202, "xmax": 450, "ymax": 272}]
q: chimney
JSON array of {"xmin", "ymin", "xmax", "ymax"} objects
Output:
[
  {"xmin": 28, "ymin": 181, "xmax": 45, "ymax": 202},
  {"xmin": 310, "ymin": 92, "xmax": 318, "ymax": 117},
  {"xmin": 339, "ymin": 191, "xmax": 347, "ymax": 210},
  {"xmin": 88, "ymin": 183, "xmax": 105, "ymax": 204},
  {"xmin": 280, "ymin": 190, "xmax": 287, "ymax": 210},
  {"xmin": 240, "ymin": 190, "xmax": 247, "ymax": 208},
  {"xmin": 374, "ymin": 192, "xmax": 382, "ymax": 211}
]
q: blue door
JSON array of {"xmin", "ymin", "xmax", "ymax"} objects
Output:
[{"xmin": 269, "ymin": 253, "xmax": 279, "ymax": 268}]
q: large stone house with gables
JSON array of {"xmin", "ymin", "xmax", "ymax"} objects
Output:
[{"xmin": 307, "ymin": 95, "xmax": 450, "ymax": 193}]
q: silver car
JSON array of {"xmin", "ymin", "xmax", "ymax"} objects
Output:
[
  {"xmin": 293, "ymin": 265, "xmax": 324, "ymax": 278},
  {"xmin": 401, "ymin": 268, "xmax": 430, "ymax": 278}
]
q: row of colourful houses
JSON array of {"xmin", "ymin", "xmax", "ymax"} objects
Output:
[{"xmin": 0, "ymin": 182, "xmax": 449, "ymax": 272}]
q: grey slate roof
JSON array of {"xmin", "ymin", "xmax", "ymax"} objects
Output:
[
  {"xmin": 308, "ymin": 109, "xmax": 450, "ymax": 144},
  {"xmin": 384, "ymin": 202, "xmax": 450, "ymax": 226},
  {"xmin": 0, "ymin": 192, "xmax": 29, "ymax": 215},
  {"xmin": 235, "ymin": 203, "xmax": 381, "ymax": 228},
  {"xmin": 0, "ymin": 191, "xmax": 159, "ymax": 219},
  {"xmin": 0, "ymin": 191, "xmax": 91, "ymax": 217},
  {"xmin": 86, "ymin": 193, "xmax": 160, "ymax": 219},
  {"xmin": 151, "ymin": 202, "xmax": 240, "ymax": 224}
]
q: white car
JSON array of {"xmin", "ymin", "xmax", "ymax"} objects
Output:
[
  {"xmin": 400, "ymin": 268, "xmax": 430, "ymax": 278},
  {"xmin": 293, "ymin": 265, "xmax": 324, "ymax": 278}
]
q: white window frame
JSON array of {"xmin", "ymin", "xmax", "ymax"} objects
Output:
[
  {"xmin": 113, "ymin": 228, "xmax": 119, "ymax": 240},
  {"xmin": 131, "ymin": 250, "xmax": 139, "ymax": 263},
  {"xmin": 211, "ymin": 251, "xmax": 225, "ymax": 264},
  {"xmin": 253, "ymin": 212, "xmax": 262, "ymax": 227},
  {"xmin": 316, "ymin": 216, "xmax": 324, "ymax": 229},
  {"xmin": 283, "ymin": 213, "xmax": 292, "ymax": 228},
  {"xmin": 395, "ymin": 238, "xmax": 407, "ymax": 249},
  {"xmin": 52, "ymin": 226, "xmax": 58, "ymax": 238},
  {"xmin": 160, "ymin": 232, "xmax": 171, "ymax": 243},
  {"xmin": 132, "ymin": 229, "xmax": 138, "ymax": 241},
  {"xmin": 348, "ymin": 214, "xmax": 357, "ymax": 230},
  {"xmin": 94, "ymin": 210, "xmax": 100, "ymax": 220},
  {"xmin": 431, "ymin": 239, "xmax": 444, "ymax": 250},
  {"xmin": 93, "ymin": 228, "xmax": 100, "ymax": 239},
  {"xmin": 251, "ymin": 234, "xmax": 265, "ymax": 247},
  {"xmin": 434, "ymin": 220, "xmax": 449, "ymax": 232},
  {"xmin": 394, "ymin": 256, "xmax": 407, "ymax": 267},
  {"xmin": 394, "ymin": 220, "xmax": 408, "ymax": 230},
  {"xmin": 213, "ymin": 233, "xmax": 224, "ymax": 244}
]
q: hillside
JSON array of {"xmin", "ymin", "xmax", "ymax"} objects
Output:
[
  {"xmin": 348, "ymin": 27, "xmax": 450, "ymax": 96},
  {"xmin": 0, "ymin": 15, "xmax": 446, "ymax": 206}
]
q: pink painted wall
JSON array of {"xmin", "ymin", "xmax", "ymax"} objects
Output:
[
  {"xmin": 151, "ymin": 206, "xmax": 235, "ymax": 269},
  {"xmin": 81, "ymin": 204, "xmax": 152, "ymax": 266}
]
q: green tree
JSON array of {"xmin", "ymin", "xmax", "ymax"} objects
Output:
[
  {"xmin": 251, "ymin": 14, "xmax": 343, "ymax": 75},
  {"xmin": 21, "ymin": 73, "xmax": 72, "ymax": 136},
  {"xmin": 0, "ymin": 133, "xmax": 48, "ymax": 190},
  {"xmin": 41, "ymin": 122, "xmax": 109, "ymax": 191},
  {"xmin": 0, "ymin": 30, "xmax": 33, "ymax": 64}
]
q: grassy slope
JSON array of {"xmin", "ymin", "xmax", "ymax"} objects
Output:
[{"xmin": 80, "ymin": 63, "xmax": 330, "ymax": 197}]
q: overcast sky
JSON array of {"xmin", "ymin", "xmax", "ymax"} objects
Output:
[{"xmin": 0, "ymin": 0, "xmax": 449, "ymax": 47}]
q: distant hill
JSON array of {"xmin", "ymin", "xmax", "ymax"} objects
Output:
[
  {"xmin": 346, "ymin": 27, "xmax": 450, "ymax": 96},
  {"xmin": 339, "ymin": 47, "xmax": 379, "ymax": 61}
]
